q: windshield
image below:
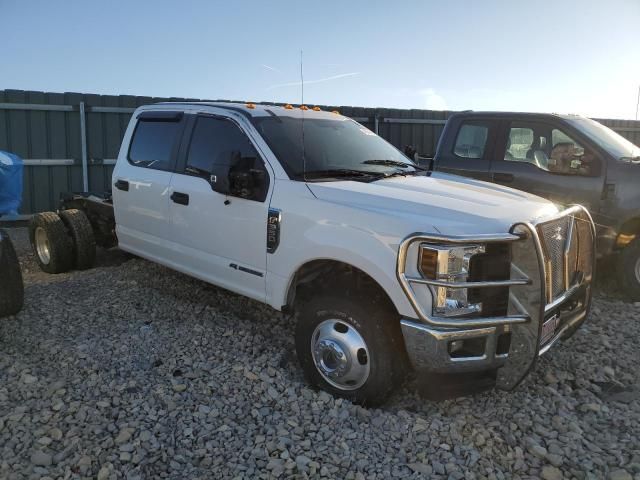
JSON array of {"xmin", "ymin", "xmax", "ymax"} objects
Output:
[
  {"xmin": 565, "ymin": 117, "xmax": 640, "ymax": 161},
  {"xmin": 251, "ymin": 115, "xmax": 418, "ymax": 179}
]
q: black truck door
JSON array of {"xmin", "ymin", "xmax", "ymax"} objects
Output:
[
  {"xmin": 434, "ymin": 119, "xmax": 497, "ymax": 182},
  {"xmin": 490, "ymin": 119, "xmax": 605, "ymax": 213}
]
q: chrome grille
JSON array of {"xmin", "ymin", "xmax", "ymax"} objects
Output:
[
  {"xmin": 536, "ymin": 212, "xmax": 593, "ymax": 303},
  {"xmin": 538, "ymin": 217, "xmax": 571, "ymax": 300}
]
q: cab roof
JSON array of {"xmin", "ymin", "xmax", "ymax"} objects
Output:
[
  {"xmin": 152, "ymin": 101, "xmax": 344, "ymax": 120},
  {"xmin": 449, "ymin": 111, "xmax": 586, "ymax": 121}
]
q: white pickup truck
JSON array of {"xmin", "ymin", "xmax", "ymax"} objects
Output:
[{"xmin": 29, "ymin": 102, "xmax": 596, "ymax": 405}]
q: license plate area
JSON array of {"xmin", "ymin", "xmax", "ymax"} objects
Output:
[{"xmin": 540, "ymin": 312, "xmax": 560, "ymax": 346}]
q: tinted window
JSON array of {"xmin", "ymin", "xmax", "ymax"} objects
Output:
[
  {"xmin": 186, "ymin": 116, "xmax": 268, "ymax": 201},
  {"xmin": 454, "ymin": 124, "xmax": 488, "ymax": 159},
  {"xmin": 128, "ymin": 120, "xmax": 182, "ymax": 171},
  {"xmin": 251, "ymin": 116, "xmax": 413, "ymax": 179},
  {"xmin": 505, "ymin": 127, "xmax": 534, "ymax": 160},
  {"xmin": 503, "ymin": 121, "xmax": 596, "ymax": 176}
]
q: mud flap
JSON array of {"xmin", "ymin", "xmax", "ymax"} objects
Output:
[{"xmin": 496, "ymin": 224, "xmax": 545, "ymax": 391}]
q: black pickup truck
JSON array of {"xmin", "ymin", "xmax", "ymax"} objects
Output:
[{"xmin": 431, "ymin": 111, "xmax": 640, "ymax": 299}]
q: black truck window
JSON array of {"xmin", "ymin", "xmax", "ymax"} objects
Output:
[
  {"xmin": 453, "ymin": 124, "xmax": 488, "ymax": 159},
  {"xmin": 504, "ymin": 121, "xmax": 595, "ymax": 176}
]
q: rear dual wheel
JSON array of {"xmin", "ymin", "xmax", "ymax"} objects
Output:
[{"xmin": 29, "ymin": 210, "xmax": 95, "ymax": 273}]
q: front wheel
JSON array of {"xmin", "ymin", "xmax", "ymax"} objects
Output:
[
  {"xmin": 618, "ymin": 238, "xmax": 640, "ymax": 301},
  {"xmin": 295, "ymin": 295, "xmax": 406, "ymax": 406}
]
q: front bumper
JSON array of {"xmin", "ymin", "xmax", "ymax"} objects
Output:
[{"xmin": 396, "ymin": 206, "xmax": 596, "ymax": 388}]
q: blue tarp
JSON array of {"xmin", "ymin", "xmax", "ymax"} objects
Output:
[{"xmin": 0, "ymin": 151, "xmax": 24, "ymax": 216}]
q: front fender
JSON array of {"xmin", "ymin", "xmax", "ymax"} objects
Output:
[{"xmin": 265, "ymin": 189, "xmax": 417, "ymax": 318}]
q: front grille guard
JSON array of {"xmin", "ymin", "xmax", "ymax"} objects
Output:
[
  {"xmin": 396, "ymin": 205, "xmax": 596, "ymax": 330},
  {"xmin": 397, "ymin": 205, "xmax": 595, "ymax": 390}
]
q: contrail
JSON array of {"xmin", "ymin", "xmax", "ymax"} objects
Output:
[
  {"xmin": 267, "ymin": 72, "xmax": 360, "ymax": 90},
  {"xmin": 261, "ymin": 64, "xmax": 281, "ymax": 73}
]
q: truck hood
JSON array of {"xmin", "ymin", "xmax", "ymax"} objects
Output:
[{"xmin": 307, "ymin": 172, "xmax": 559, "ymax": 235}]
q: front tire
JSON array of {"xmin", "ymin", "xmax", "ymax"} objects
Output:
[
  {"xmin": 0, "ymin": 230, "xmax": 24, "ymax": 317},
  {"xmin": 29, "ymin": 212, "xmax": 73, "ymax": 274},
  {"xmin": 618, "ymin": 238, "xmax": 640, "ymax": 301},
  {"xmin": 295, "ymin": 295, "xmax": 406, "ymax": 406}
]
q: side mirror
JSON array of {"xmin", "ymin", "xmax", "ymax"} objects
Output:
[{"xmin": 229, "ymin": 168, "xmax": 266, "ymax": 199}]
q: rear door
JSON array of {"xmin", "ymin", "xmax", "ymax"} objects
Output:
[
  {"xmin": 434, "ymin": 119, "xmax": 497, "ymax": 182},
  {"xmin": 490, "ymin": 119, "xmax": 605, "ymax": 212},
  {"xmin": 112, "ymin": 111, "xmax": 186, "ymax": 261}
]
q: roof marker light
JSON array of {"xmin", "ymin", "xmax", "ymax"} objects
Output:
[
  {"xmin": 331, "ymin": 110, "xmax": 340, "ymax": 114},
  {"xmin": 284, "ymin": 104, "xmax": 294, "ymax": 110},
  {"xmin": 300, "ymin": 105, "xmax": 309, "ymax": 110},
  {"xmin": 245, "ymin": 103, "xmax": 256, "ymax": 109},
  {"xmin": 312, "ymin": 106, "xmax": 321, "ymax": 111}
]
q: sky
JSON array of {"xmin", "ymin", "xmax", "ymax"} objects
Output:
[{"xmin": 2, "ymin": 0, "xmax": 640, "ymax": 119}]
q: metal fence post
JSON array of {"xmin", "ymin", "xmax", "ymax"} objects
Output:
[{"xmin": 79, "ymin": 101, "xmax": 89, "ymax": 192}]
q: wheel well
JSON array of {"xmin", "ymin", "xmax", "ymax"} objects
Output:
[{"xmin": 284, "ymin": 259, "xmax": 396, "ymax": 314}]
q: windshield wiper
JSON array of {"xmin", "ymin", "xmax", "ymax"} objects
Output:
[
  {"xmin": 300, "ymin": 169, "xmax": 386, "ymax": 182},
  {"xmin": 362, "ymin": 159, "xmax": 429, "ymax": 171}
]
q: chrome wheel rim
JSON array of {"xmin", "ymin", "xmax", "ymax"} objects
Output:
[
  {"xmin": 311, "ymin": 319, "xmax": 370, "ymax": 391},
  {"xmin": 635, "ymin": 256, "xmax": 640, "ymax": 285},
  {"xmin": 34, "ymin": 227, "xmax": 51, "ymax": 265}
]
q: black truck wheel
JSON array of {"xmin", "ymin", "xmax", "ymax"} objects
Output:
[
  {"xmin": 618, "ymin": 238, "xmax": 640, "ymax": 301},
  {"xmin": 0, "ymin": 229, "xmax": 24, "ymax": 317},
  {"xmin": 29, "ymin": 212, "xmax": 74, "ymax": 274},
  {"xmin": 295, "ymin": 295, "xmax": 406, "ymax": 406},
  {"xmin": 59, "ymin": 209, "xmax": 96, "ymax": 270}
]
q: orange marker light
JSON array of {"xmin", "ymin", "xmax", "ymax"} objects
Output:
[
  {"xmin": 312, "ymin": 106, "xmax": 321, "ymax": 111},
  {"xmin": 284, "ymin": 104, "xmax": 294, "ymax": 110},
  {"xmin": 331, "ymin": 110, "xmax": 340, "ymax": 114},
  {"xmin": 245, "ymin": 103, "xmax": 256, "ymax": 109},
  {"xmin": 300, "ymin": 105, "xmax": 309, "ymax": 110}
]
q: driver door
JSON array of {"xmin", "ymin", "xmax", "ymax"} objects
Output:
[{"xmin": 166, "ymin": 113, "xmax": 273, "ymax": 302}]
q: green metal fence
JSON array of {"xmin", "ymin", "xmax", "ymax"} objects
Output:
[{"xmin": 1, "ymin": 88, "xmax": 639, "ymax": 214}]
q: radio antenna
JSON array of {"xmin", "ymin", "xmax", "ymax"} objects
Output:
[{"xmin": 300, "ymin": 50, "xmax": 307, "ymax": 181}]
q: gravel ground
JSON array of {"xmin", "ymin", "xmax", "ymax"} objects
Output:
[{"xmin": 1, "ymin": 227, "xmax": 639, "ymax": 480}]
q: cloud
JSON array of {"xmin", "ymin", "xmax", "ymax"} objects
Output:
[
  {"xmin": 267, "ymin": 72, "xmax": 360, "ymax": 90},
  {"xmin": 261, "ymin": 64, "xmax": 281, "ymax": 73},
  {"xmin": 419, "ymin": 88, "xmax": 448, "ymax": 110}
]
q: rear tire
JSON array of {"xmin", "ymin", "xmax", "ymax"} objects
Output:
[
  {"xmin": 0, "ymin": 230, "xmax": 24, "ymax": 317},
  {"xmin": 295, "ymin": 294, "xmax": 407, "ymax": 406},
  {"xmin": 618, "ymin": 238, "xmax": 640, "ymax": 301},
  {"xmin": 59, "ymin": 209, "xmax": 96, "ymax": 270},
  {"xmin": 28, "ymin": 212, "xmax": 73, "ymax": 274}
]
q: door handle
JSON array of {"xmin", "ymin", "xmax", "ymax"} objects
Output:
[
  {"xmin": 170, "ymin": 191, "xmax": 189, "ymax": 206},
  {"xmin": 114, "ymin": 179, "xmax": 129, "ymax": 191},
  {"xmin": 493, "ymin": 172, "xmax": 514, "ymax": 183}
]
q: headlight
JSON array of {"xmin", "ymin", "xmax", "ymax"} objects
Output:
[{"xmin": 419, "ymin": 244, "xmax": 485, "ymax": 317}]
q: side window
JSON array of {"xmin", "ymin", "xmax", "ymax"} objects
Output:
[
  {"xmin": 505, "ymin": 127, "xmax": 534, "ymax": 161},
  {"xmin": 454, "ymin": 124, "xmax": 488, "ymax": 159},
  {"xmin": 504, "ymin": 122, "xmax": 551, "ymax": 172},
  {"xmin": 186, "ymin": 116, "xmax": 269, "ymax": 201},
  {"xmin": 549, "ymin": 128, "xmax": 595, "ymax": 176},
  {"xmin": 128, "ymin": 118, "xmax": 182, "ymax": 171}
]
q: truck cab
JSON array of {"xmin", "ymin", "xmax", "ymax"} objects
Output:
[
  {"xmin": 30, "ymin": 103, "xmax": 597, "ymax": 405},
  {"xmin": 434, "ymin": 112, "xmax": 640, "ymax": 299}
]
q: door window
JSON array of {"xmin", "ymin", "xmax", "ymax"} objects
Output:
[
  {"xmin": 185, "ymin": 116, "xmax": 269, "ymax": 201},
  {"xmin": 128, "ymin": 119, "xmax": 182, "ymax": 171},
  {"xmin": 504, "ymin": 122, "xmax": 596, "ymax": 176},
  {"xmin": 453, "ymin": 124, "xmax": 489, "ymax": 159}
]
